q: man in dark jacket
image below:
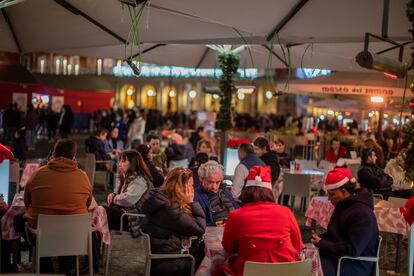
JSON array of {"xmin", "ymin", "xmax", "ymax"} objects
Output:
[
  {"xmin": 58, "ymin": 105, "xmax": 74, "ymax": 138},
  {"xmin": 85, "ymin": 128, "xmax": 115, "ymax": 169},
  {"xmin": 189, "ymin": 126, "xmax": 205, "ymax": 151},
  {"xmin": 312, "ymin": 168, "xmax": 379, "ymax": 276},
  {"xmin": 194, "ymin": 161, "xmax": 239, "ymax": 226},
  {"xmin": 164, "ymin": 133, "xmax": 188, "ymax": 169},
  {"xmin": 253, "ymin": 137, "xmax": 281, "ymax": 186},
  {"xmin": 358, "ymin": 148, "xmax": 393, "ymax": 199}
]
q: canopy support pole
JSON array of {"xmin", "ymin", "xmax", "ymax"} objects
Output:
[
  {"xmin": 54, "ymin": 0, "xmax": 126, "ymax": 44},
  {"xmin": 266, "ymin": 0, "xmax": 309, "ymax": 42},
  {"xmin": 1, "ymin": 8, "xmax": 22, "ymax": 53},
  {"xmin": 128, "ymin": 43, "xmax": 166, "ymax": 59}
]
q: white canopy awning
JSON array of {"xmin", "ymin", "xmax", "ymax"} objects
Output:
[{"xmin": 0, "ymin": 0, "xmax": 411, "ymax": 71}]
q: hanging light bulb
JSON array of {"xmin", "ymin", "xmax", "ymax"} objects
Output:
[
  {"xmin": 265, "ymin": 91, "xmax": 273, "ymax": 99},
  {"xmin": 169, "ymin": 90, "xmax": 176, "ymax": 97},
  {"xmin": 188, "ymin": 90, "xmax": 197, "ymax": 98}
]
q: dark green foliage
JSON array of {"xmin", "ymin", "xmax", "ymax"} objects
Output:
[{"xmin": 216, "ymin": 52, "xmax": 240, "ymax": 131}]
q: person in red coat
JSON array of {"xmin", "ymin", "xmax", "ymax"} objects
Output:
[
  {"xmin": 220, "ymin": 166, "xmax": 303, "ymax": 276},
  {"xmin": 325, "ymin": 138, "xmax": 347, "ymax": 163}
]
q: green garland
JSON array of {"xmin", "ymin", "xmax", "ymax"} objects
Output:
[
  {"xmin": 216, "ymin": 52, "xmax": 240, "ymax": 131},
  {"xmin": 404, "ymin": 1, "xmax": 414, "ymax": 181}
]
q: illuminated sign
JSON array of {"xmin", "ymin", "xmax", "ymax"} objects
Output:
[
  {"xmin": 296, "ymin": 68, "xmax": 332, "ymax": 79},
  {"xmin": 113, "ymin": 64, "xmax": 258, "ymax": 79}
]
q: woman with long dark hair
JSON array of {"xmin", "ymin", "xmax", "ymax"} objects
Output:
[
  {"xmin": 105, "ymin": 150, "xmax": 153, "ymax": 236},
  {"xmin": 141, "ymin": 168, "xmax": 206, "ymax": 276},
  {"xmin": 219, "ymin": 166, "xmax": 303, "ymax": 276}
]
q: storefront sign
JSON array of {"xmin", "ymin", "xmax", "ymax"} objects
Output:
[
  {"xmin": 113, "ymin": 64, "xmax": 258, "ymax": 79},
  {"xmin": 285, "ymin": 83, "xmax": 405, "ymax": 97}
]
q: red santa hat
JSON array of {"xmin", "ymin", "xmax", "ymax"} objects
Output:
[
  {"xmin": 0, "ymin": 144, "xmax": 14, "ymax": 164},
  {"xmin": 324, "ymin": 167, "xmax": 356, "ymax": 190},
  {"xmin": 245, "ymin": 166, "xmax": 272, "ymax": 190}
]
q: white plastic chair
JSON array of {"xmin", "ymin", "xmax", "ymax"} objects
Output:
[
  {"xmin": 85, "ymin": 153, "xmax": 112, "ymax": 193},
  {"xmin": 142, "ymin": 233, "xmax": 195, "ymax": 276},
  {"xmin": 387, "ymin": 197, "xmax": 407, "ymax": 208},
  {"xmin": 408, "ymin": 227, "xmax": 414, "ymax": 276},
  {"xmin": 243, "ymin": 259, "xmax": 312, "ymax": 276},
  {"xmin": 26, "ymin": 213, "xmax": 94, "ymax": 276},
  {"xmin": 336, "ymin": 236, "xmax": 382, "ymax": 276},
  {"xmin": 281, "ymin": 173, "xmax": 314, "ymax": 211}
]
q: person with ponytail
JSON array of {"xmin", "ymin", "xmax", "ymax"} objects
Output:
[{"xmin": 141, "ymin": 168, "xmax": 206, "ymax": 276}]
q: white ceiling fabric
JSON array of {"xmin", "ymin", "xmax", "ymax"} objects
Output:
[{"xmin": 0, "ymin": 0, "xmax": 411, "ymax": 71}]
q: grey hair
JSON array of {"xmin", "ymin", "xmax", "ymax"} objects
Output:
[{"xmin": 198, "ymin": 160, "xmax": 224, "ymax": 180}]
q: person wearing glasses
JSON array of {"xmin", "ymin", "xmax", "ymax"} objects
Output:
[
  {"xmin": 141, "ymin": 168, "xmax": 206, "ymax": 276},
  {"xmin": 194, "ymin": 161, "xmax": 239, "ymax": 226}
]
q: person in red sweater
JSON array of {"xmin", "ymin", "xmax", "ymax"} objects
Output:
[
  {"xmin": 402, "ymin": 195, "xmax": 414, "ymax": 225},
  {"xmin": 325, "ymin": 138, "xmax": 347, "ymax": 163},
  {"xmin": 219, "ymin": 166, "xmax": 303, "ymax": 276}
]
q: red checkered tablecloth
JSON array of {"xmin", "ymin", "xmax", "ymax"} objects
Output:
[
  {"xmin": 1, "ymin": 194, "xmax": 111, "ymax": 245},
  {"xmin": 195, "ymin": 227, "xmax": 323, "ymax": 276},
  {"xmin": 305, "ymin": 197, "xmax": 410, "ymax": 236}
]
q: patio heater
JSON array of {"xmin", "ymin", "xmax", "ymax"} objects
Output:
[{"xmin": 355, "ymin": 33, "xmax": 408, "ymax": 79}]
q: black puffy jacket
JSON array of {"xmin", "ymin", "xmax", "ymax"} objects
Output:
[
  {"xmin": 141, "ymin": 189, "xmax": 206, "ymax": 254},
  {"xmin": 358, "ymin": 163, "xmax": 393, "ymax": 197},
  {"xmin": 316, "ymin": 191, "xmax": 379, "ymax": 276}
]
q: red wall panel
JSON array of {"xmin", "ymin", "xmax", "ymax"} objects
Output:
[{"xmin": 0, "ymin": 82, "xmax": 114, "ymax": 113}]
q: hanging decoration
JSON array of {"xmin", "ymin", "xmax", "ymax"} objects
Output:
[{"xmin": 120, "ymin": 0, "xmax": 150, "ymax": 76}]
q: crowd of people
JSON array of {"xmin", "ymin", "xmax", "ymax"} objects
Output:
[
  {"xmin": 1, "ymin": 103, "xmax": 74, "ymax": 163},
  {"xmin": 0, "ymin": 104, "xmax": 413, "ymax": 276}
]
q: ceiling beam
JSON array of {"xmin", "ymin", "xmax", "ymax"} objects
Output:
[
  {"xmin": 376, "ymin": 41, "xmax": 411, "ymax": 55},
  {"xmin": 129, "ymin": 43, "xmax": 166, "ymax": 59},
  {"xmin": 195, "ymin": 47, "xmax": 210, "ymax": 69},
  {"xmin": 262, "ymin": 45, "xmax": 288, "ymax": 67},
  {"xmin": 1, "ymin": 8, "xmax": 22, "ymax": 52},
  {"xmin": 54, "ymin": 0, "xmax": 126, "ymax": 44},
  {"xmin": 266, "ymin": 0, "xmax": 309, "ymax": 42},
  {"xmin": 0, "ymin": 0, "xmax": 25, "ymax": 9}
]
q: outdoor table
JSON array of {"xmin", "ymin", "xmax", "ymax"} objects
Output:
[
  {"xmin": 1, "ymin": 193, "xmax": 111, "ymax": 244},
  {"xmin": 305, "ymin": 196, "xmax": 410, "ymax": 273},
  {"xmin": 0, "ymin": 192, "xmax": 111, "ymax": 270},
  {"xmin": 195, "ymin": 226, "xmax": 323, "ymax": 276}
]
